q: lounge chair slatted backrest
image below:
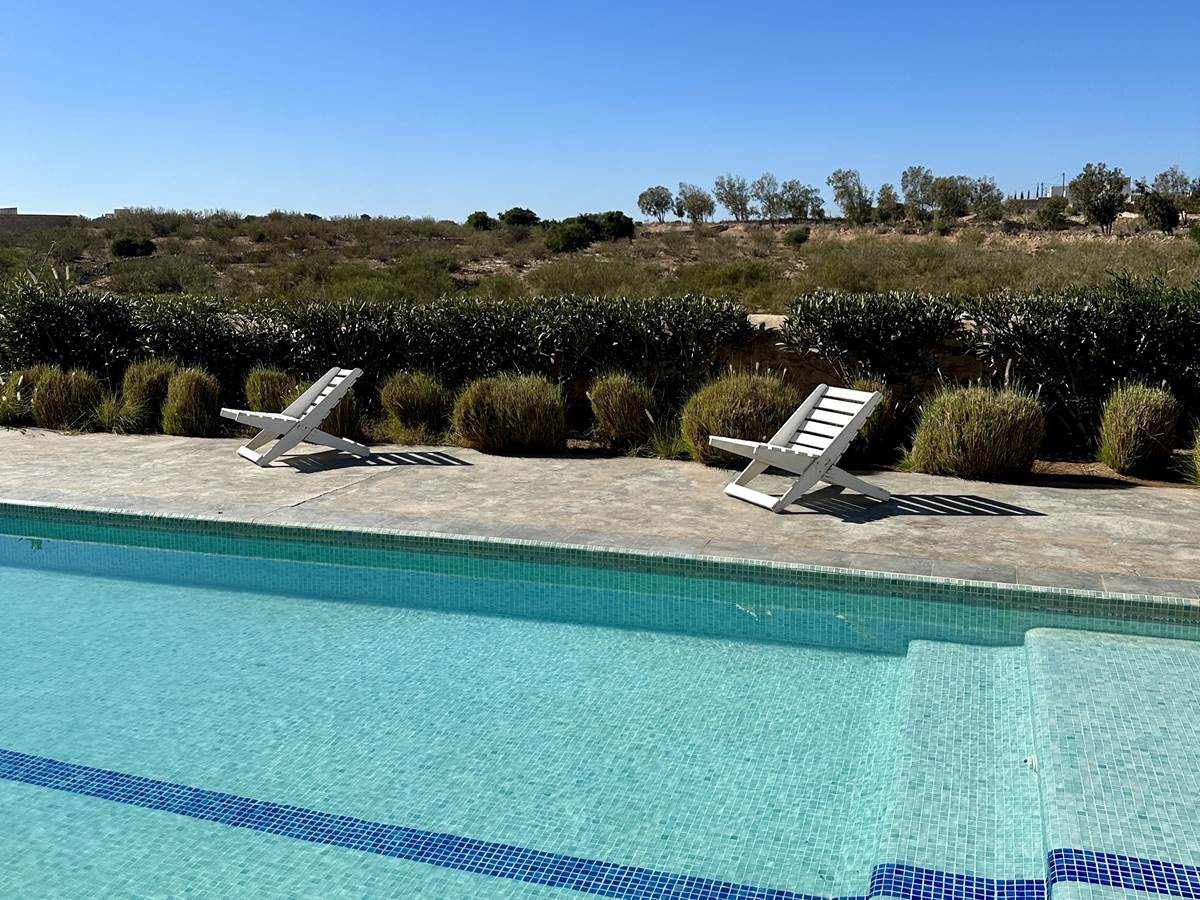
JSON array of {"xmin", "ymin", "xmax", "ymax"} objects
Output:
[
  {"xmin": 220, "ymin": 367, "xmax": 371, "ymax": 467},
  {"xmin": 708, "ymin": 384, "xmax": 890, "ymax": 513}
]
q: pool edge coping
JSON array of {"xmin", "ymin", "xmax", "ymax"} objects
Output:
[{"xmin": 2, "ymin": 496, "xmax": 1197, "ymax": 619}]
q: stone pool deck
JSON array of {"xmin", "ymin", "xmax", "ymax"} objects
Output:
[{"xmin": 1, "ymin": 428, "xmax": 1197, "ymax": 599}]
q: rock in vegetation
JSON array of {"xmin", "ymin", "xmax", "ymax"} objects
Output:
[
  {"xmin": 162, "ymin": 368, "xmax": 221, "ymax": 437},
  {"xmin": 452, "ymin": 374, "xmax": 566, "ymax": 453},
  {"xmin": 31, "ymin": 368, "xmax": 103, "ymax": 431},
  {"xmin": 680, "ymin": 372, "xmax": 800, "ymax": 466},
  {"xmin": 904, "ymin": 386, "xmax": 1045, "ymax": 480},
  {"xmin": 589, "ymin": 373, "xmax": 653, "ymax": 448},
  {"xmin": 1097, "ymin": 384, "xmax": 1180, "ymax": 475}
]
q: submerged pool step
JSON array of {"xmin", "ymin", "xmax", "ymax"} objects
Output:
[
  {"xmin": 874, "ymin": 640, "xmax": 1044, "ymax": 891},
  {"xmin": 1026, "ymin": 627, "xmax": 1200, "ymax": 900}
]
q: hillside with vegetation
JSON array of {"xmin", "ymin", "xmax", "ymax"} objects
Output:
[{"xmin": 2, "ymin": 163, "xmax": 1197, "ymax": 314}]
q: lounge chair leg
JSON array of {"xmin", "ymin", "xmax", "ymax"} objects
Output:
[
  {"xmin": 308, "ymin": 429, "xmax": 370, "ymax": 457},
  {"xmin": 731, "ymin": 460, "xmax": 769, "ymax": 486},
  {"xmin": 247, "ymin": 429, "xmax": 307, "ymax": 467},
  {"xmin": 769, "ymin": 469, "xmax": 823, "ymax": 512},
  {"xmin": 824, "ymin": 466, "xmax": 891, "ymax": 501}
]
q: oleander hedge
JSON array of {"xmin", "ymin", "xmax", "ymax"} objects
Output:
[
  {"xmin": 784, "ymin": 277, "xmax": 1200, "ymax": 453},
  {"xmin": 0, "ymin": 284, "xmax": 751, "ymax": 406}
]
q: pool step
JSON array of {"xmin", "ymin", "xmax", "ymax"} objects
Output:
[
  {"xmin": 1025, "ymin": 627, "xmax": 1200, "ymax": 897},
  {"xmin": 874, "ymin": 640, "xmax": 1044, "ymax": 890}
]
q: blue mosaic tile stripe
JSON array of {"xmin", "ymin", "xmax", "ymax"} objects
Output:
[
  {"xmin": 0, "ymin": 747, "xmax": 825, "ymax": 900},
  {"xmin": 1048, "ymin": 849, "xmax": 1200, "ymax": 899},
  {"xmin": 4, "ymin": 746, "xmax": 1199, "ymax": 900},
  {"xmin": 870, "ymin": 863, "xmax": 1046, "ymax": 900}
]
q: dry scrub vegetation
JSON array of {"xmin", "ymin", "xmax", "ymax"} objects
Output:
[{"xmin": 2, "ymin": 209, "xmax": 1197, "ymax": 313}]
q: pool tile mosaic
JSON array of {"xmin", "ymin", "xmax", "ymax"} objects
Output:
[{"xmin": 2, "ymin": 501, "xmax": 1200, "ymax": 898}]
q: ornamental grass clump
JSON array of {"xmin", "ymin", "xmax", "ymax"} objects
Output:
[
  {"xmin": 244, "ymin": 367, "xmax": 297, "ymax": 412},
  {"xmin": 844, "ymin": 375, "xmax": 899, "ymax": 463},
  {"xmin": 589, "ymin": 372, "xmax": 653, "ymax": 448},
  {"xmin": 1096, "ymin": 384, "xmax": 1180, "ymax": 475},
  {"xmin": 452, "ymin": 374, "xmax": 566, "ymax": 453},
  {"xmin": 904, "ymin": 386, "xmax": 1045, "ymax": 480},
  {"xmin": 96, "ymin": 391, "xmax": 145, "ymax": 434},
  {"xmin": 121, "ymin": 359, "xmax": 177, "ymax": 431},
  {"xmin": 1186, "ymin": 425, "xmax": 1200, "ymax": 487},
  {"xmin": 31, "ymin": 368, "xmax": 103, "ymax": 431},
  {"xmin": 0, "ymin": 366, "xmax": 56, "ymax": 426},
  {"xmin": 162, "ymin": 368, "xmax": 221, "ymax": 437},
  {"xmin": 380, "ymin": 371, "xmax": 451, "ymax": 430},
  {"xmin": 680, "ymin": 372, "xmax": 801, "ymax": 466}
]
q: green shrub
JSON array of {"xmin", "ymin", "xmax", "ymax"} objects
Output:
[
  {"xmin": 452, "ymin": 374, "xmax": 566, "ymax": 453},
  {"xmin": 783, "ymin": 292, "xmax": 961, "ymax": 384},
  {"xmin": 96, "ymin": 391, "xmax": 144, "ymax": 434},
  {"xmin": 1097, "ymin": 384, "xmax": 1180, "ymax": 475},
  {"xmin": 1036, "ymin": 197, "xmax": 1069, "ymax": 230},
  {"xmin": 963, "ymin": 278, "xmax": 1200, "ymax": 452},
  {"xmin": 111, "ymin": 236, "xmax": 155, "ymax": 258},
  {"xmin": 162, "ymin": 368, "xmax": 221, "ymax": 436},
  {"xmin": 122, "ymin": 358, "xmax": 177, "ymax": 431},
  {"xmin": 380, "ymin": 371, "xmax": 451, "ymax": 430},
  {"xmin": 589, "ymin": 372, "xmax": 653, "ymax": 447},
  {"xmin": 843, "ymin": 376, "xmax": 899, "ymax": 463},
  {"xmin": 544, "ymin": 221, "xmax": 595, "ymax": 254},
  {"xmin": 783, "ymin": 226, "xmax": 810, "ymax": 247},
  {"xmin": 1189, "ymin": 224, "xmax": 1200, "ymax": 245},
  {"xmin": 498, "ymin": 207, "xmax": 539, "ymax": 226},
  {"xmin": 321, "ymin": 388, "xmax": 361, "ymax": 440},
  {"xmin": 903, "ymin": 386, "xmax": 1045, "ymax": 480},
  {"xmin": 466, "ymin": 211, "xmax": 495, "ymax": 231},
  {"xmin": 245, "ymin": 367, "xmax": 297, "ymax": 412},
  {"xmin": 680, "ymin": 372, "xmax": 800, "ymax": 466},
  {"xmin": 0, "ymin": 366, "xmax": 56, "ymax": 426},
  {"xmin": 1186, "ymin": 424, "xmax": 1200, "ymax": 486},
  {"xmin": 31, "ymin": 368, "xmax": 103, "ymax": 431}
]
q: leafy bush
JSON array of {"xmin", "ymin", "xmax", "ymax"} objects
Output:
[
  {"xmin": 844, "ymin": 376, "xmax": 899, "ymax": 463},
  {"xmin": 452, "ymin": 374, "xmax": 566, "ymax": 453},
  {"xmin": 783, "ymin": 226, "xmax": 810, "ymax": 247},
  {"xmin": 31, "ymin": 368, "xmax": 103, "ymax": 431},
  {"xmin": 589, "ymin": 372, "xmax": 653, "ymax": 447},
  {"xmin": 0, "ymin": 281, "xmax": 139, "ymax": 382},
  {"xmin": 963, "ymin": 278, "xmax": 1200, "ymax": 452},
  {"xmin": 1036, "ymin": 197, "xmax": 1069, "ymax": 230},
  {"xmin": 245, "ymin": 367, "xmax": 297, "ymax": 412},
  {"xmin": 544, "ymin": 221, "xmax": 595, "ymax": 254},
  {"xmin": 904, "ymin": 386, "xmax": 1045, "ymax": 480},
  {"xmin": 0, "ymin": 366, "xmax": 56, "ymax": 426},
  {"xmin": 162, "ymin": 368, "xmax": 221, "ymax": 436},
  {"xmin": 498, "ymin": 207, "xmax": 539, "ymax": 226},
  {"xmin": 122, "ymin": 359, "xmax": 177, "ymax": 431},
  {"xmin": 380, "ymin": 371, "xmax": 451, "ymax": 430},
  {"xmin": 783, "ymin": 292, "xmax": 961, "ymax": 384},
  {"xmin": 0, "ymin": 292, "xmax": 748, "ymax": 405},
  {"xmin": 1190, "ymin": 224, "xmax": 1200, "ymax": 245},
  {"xmin": 680, "ymin": 372, "xmax": 800, "ymax": 466},
  {"xmin": 111, "ymin": 236, "xmax": 155, "ymax": 258},
  {"xmin": 465, "ymin": 211, "xmax": 495, "ymax": 231},
  {"xmin": 1097, "ymin": 384, "xmax": 1180, "ymax": 475}
]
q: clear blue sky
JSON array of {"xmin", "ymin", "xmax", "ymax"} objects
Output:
[{"xmin": 3, "ymin": 0, "xmax": 1197, "ymax": 220}]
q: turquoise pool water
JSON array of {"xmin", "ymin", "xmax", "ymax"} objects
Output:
[{"xmin": 1, "ymin": 508, "xmax": 1199, "ymax": 899}]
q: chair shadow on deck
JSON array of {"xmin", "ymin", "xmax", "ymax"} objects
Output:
[
  {"xmin": 786, "ymin": 485, "xmax": 1044, "ymax": 522},
  {"xmin": 284, "ymin": 450, "xmax": 471, "ymax": 472}
]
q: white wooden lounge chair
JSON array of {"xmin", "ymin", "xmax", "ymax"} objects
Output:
[
  {"xmin": 709, "ymin": 384, "xmax": 890, "ymax": 512},
  {"xmin": 220, "ymin": 367, "xmax": 370, "ymax": 467}
]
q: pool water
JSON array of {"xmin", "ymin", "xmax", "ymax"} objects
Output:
[{"xmin": 1, "ymin": 512, "xmax": 1199, "ymax": 899}]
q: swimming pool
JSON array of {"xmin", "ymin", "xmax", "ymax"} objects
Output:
[{"xmin": 1, "ymin": 502, "xmax": 1198, "ymax": 899}]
